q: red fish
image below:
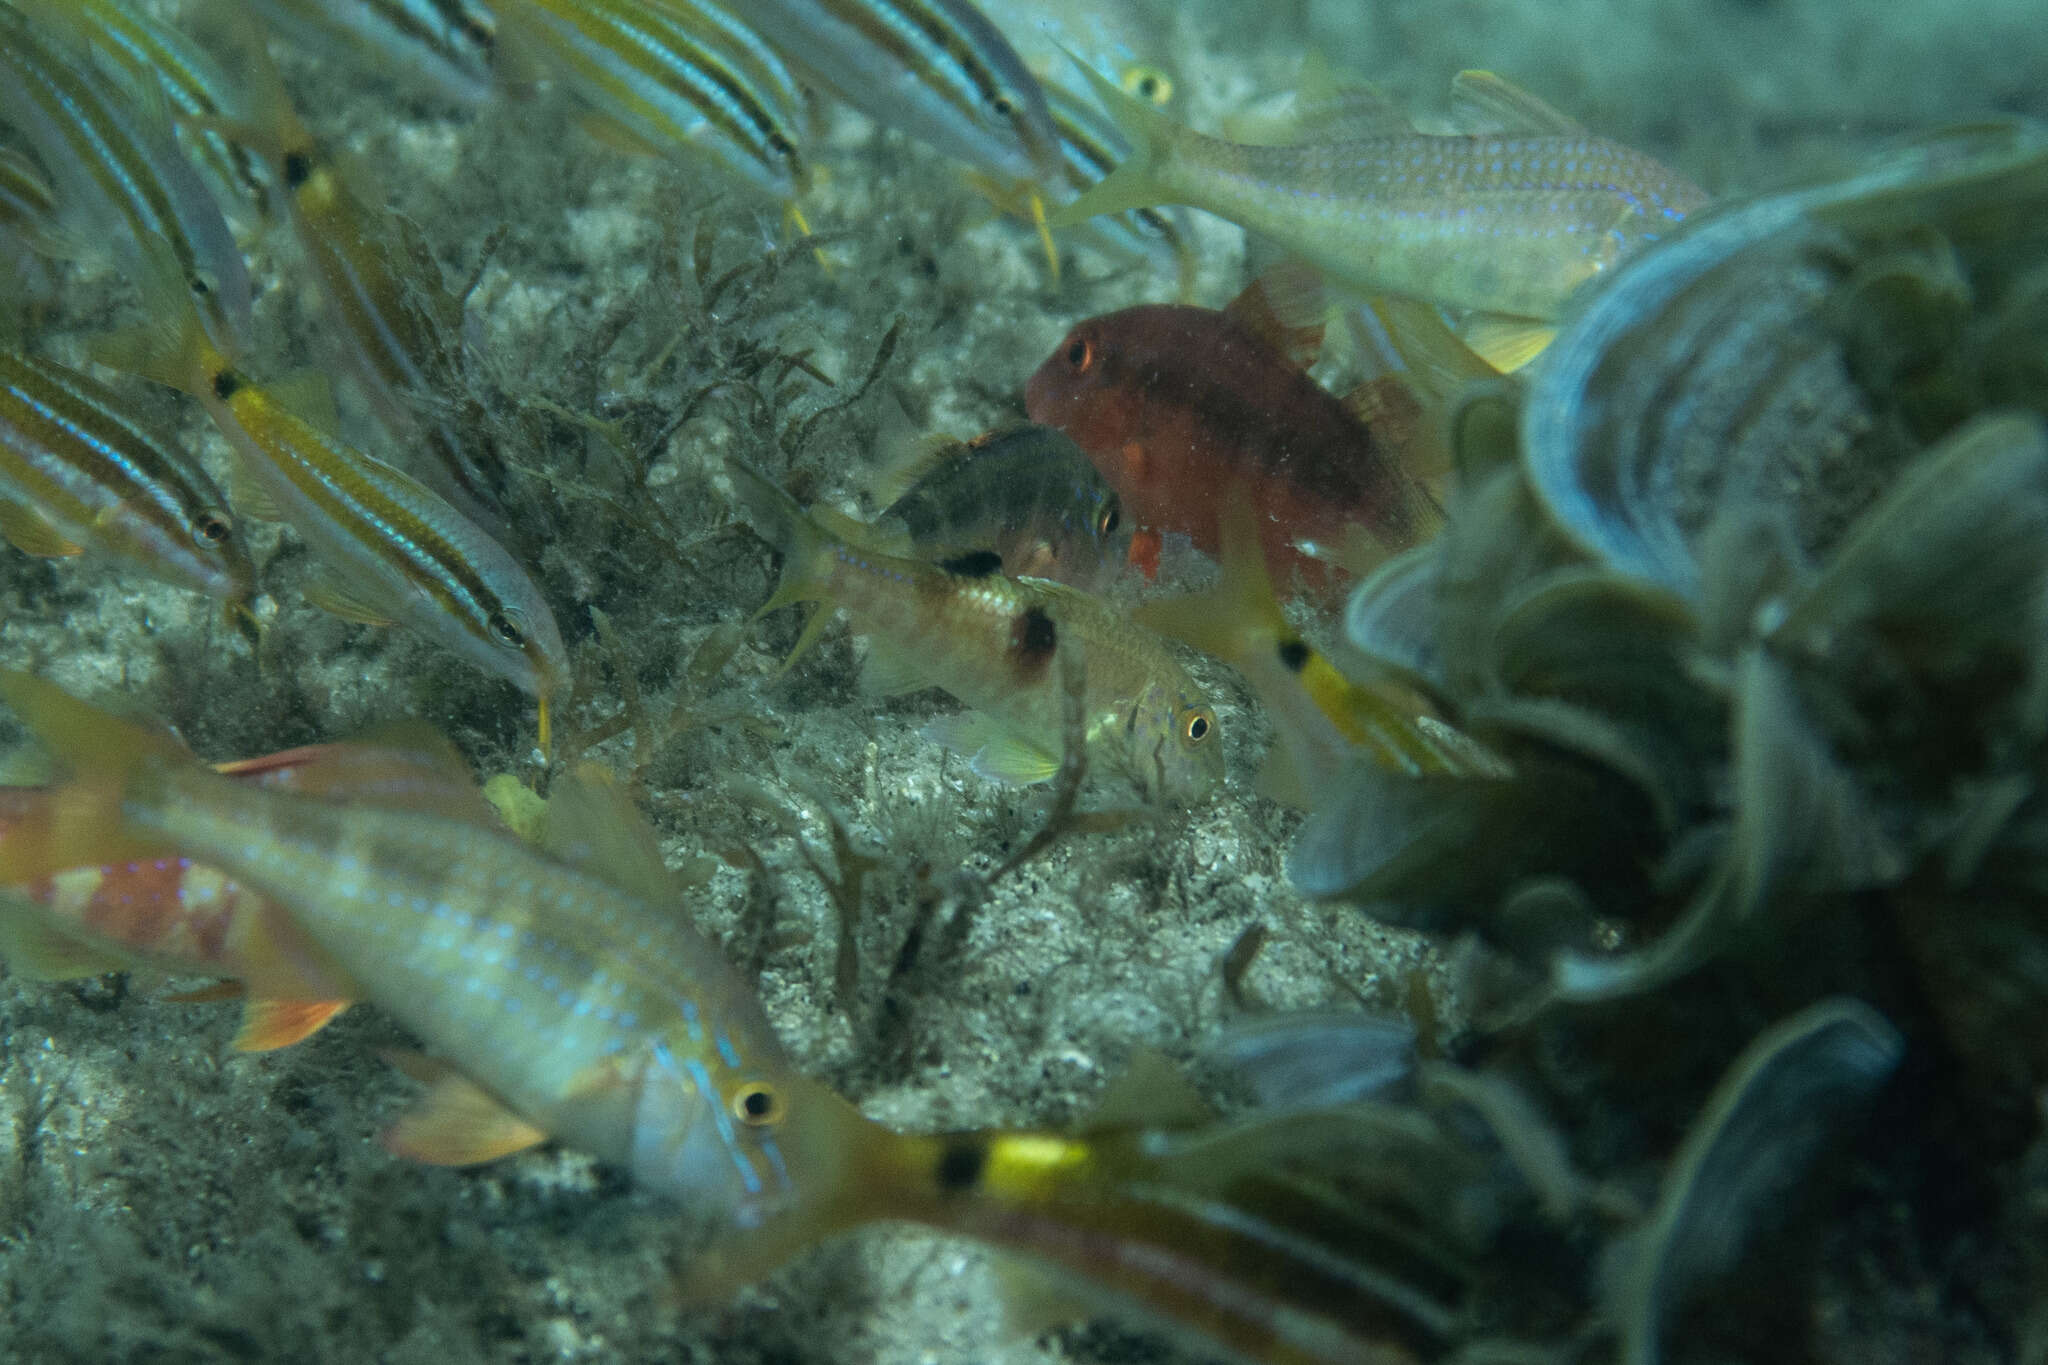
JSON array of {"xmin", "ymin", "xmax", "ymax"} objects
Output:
[{"xmin": 1025, "ymin": 271, "xmax": 1439, "ymax": 596}]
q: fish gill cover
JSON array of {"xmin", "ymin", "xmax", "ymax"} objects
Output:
[{"xmin": 0, "ymin": 1, "xmax": 2043, "ymax": 1363}]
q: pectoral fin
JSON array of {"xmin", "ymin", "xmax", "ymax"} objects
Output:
[
  {"xmin": 380, "ymin": 1050, "xmax": 547, "ymax": 1166},
  {"xmin": 304, "ymin": 570, "xmax": 399, "ymax": 626},
  {"xmin": 0, "ymin": 895, "xmax": 129, "ymax": 978},
  {"xmin": 0, "ymin": 500, "xmax": 82, "ymax": 557}
]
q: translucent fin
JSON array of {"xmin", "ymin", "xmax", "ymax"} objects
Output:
[
  {"xmin": 1448, "ymin": 70, "xmax": 1585, "ymax": 136},
  {"xmin": 1285, "ymin": 55, "xmax": 1412, "ymax": 140},
  {"xmin": 537, "ymin": 764, "xmax": 680, "ymax": 905},
  {"xmin": 1089, "ymin": 1048, "xmax": 1212, "ymax": 1129},
  {"xmin": 224, "ymin": 458, "xmax": 285, "ymax": 522},
  {"xmin": 1223, "ymin": 261, "xmax": 1327, "ymax": 370},
  {"xmin": 922, "ymin": 713, "xmax": 1060, "ymax": 784},
  {"xmin": 303, "ymin": 569, "xmax": 399, "ymax": 626},
  {"xmin": 0, "ymin": 499, "xmax": 83, "ymax": 557},
  {"xmin": 381, "ymin": 1050, "xmax": 547, "ymax": 1166},
  {"xmin": 233, "ymin": 997, "xmax": 348, "ymax": 1052},
  {"xmin": 265, "ymin": 368, "xmax": 344, "ymax": 435},
  {"xmin": 857, "ymin": 639, "xmax": 932, "ymax": 698},
  {"xmin": 870, "ymin": 400, "xmax": 966, "ymax": 507}
]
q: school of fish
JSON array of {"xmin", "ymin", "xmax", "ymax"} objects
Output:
[{"xmin": 0, "ymin": 0, "xmax": 1716, "ymax": 1359}]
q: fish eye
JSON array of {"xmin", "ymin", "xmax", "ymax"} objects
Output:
[
  {"xmin": 1066, "ymin": 336, "xmax": 1094, "ymax": 370},
  {"xmin": 1182, "ymin": 706, "xmax": 1215, "ymax": 744},
  {"xmin": 1122, "ymin": 66, "xmax": 1173, "ymax": 105},
  {"xmin": 989, "ymin": 91, "xmax": 1015, "ymax": 118},
  {"xmin": 194, "ymin": 510, "xmax": 234, "ymax": 544},
  {"xmin": 189, "ymin": 272, "xmax": 212, "ymax": 298},
  {"xmin": 487, "ymin": 610, "xmax": 526, "ymax": 647},
  {"xmin": 1098, "ymin": 505, "xmax": 1121, "ymax": 535},
  {"xmin": 732, "ymin": 1081, "xmax": 785, "ymax": 1126}
]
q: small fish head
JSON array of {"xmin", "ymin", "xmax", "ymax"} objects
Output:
[
  {"xmin": 1118, "ymin": 680, "xmax": 1224, "ymax": 805},
  {"xmin": 477, "ymin": 594, "xmax": 572, "ymax": 712},
  {"xmin": 632, "ymin": 1041, "xmax": 864, "ymax": 1234},
  {"xmin": 1025, "ymin": 318, "xmax": 1125, "ymax": 453}
]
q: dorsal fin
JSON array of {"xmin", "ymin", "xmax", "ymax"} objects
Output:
[
  {"xmin": 1448, "ymin": 70, "xmax": 1585, "ymax": 137},
  {"xmin": 869, "ymin": 397, "xmax": 966, "ymax": 507},
  {"xmin": 214, "ymin": 728, "xmax": 498, "ymax": 825},
  {"xmin": 1287, "ymin": 53, "xmax": 1412, "ymax": 140},
  {"xmin": 1224, "ymin": 261, "xmax": 1326, "ymax": 370},
  {"xmin": 537, "ymin": 763, "xmax": 681, "ymax": 905}
]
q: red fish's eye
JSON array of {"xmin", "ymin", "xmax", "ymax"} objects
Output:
[
  {"xmin": 1098, "ymin": 505, "xmax": 1120, "ymax": 535},
  {"xmin": 1066, "ymin": 337, "xmax": 1093, "ymax": 370}
]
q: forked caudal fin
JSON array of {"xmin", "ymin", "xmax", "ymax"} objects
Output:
[{"xmin": 1046, "ymin": 56, "xmax": 1182, "ymax": 228}]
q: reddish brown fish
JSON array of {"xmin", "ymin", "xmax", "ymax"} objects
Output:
[{"xmin": 1025, "ymin": 278, "xmax": 1437, "ymax": 597}]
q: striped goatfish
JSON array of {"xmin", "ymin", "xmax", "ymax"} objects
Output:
[
  {"xmin": 113, "ymin": 250, "xmax": 570, "ymax": 751},
  {"xmin": 0, "ymin": 350, "xmax": 256, "ymax": 631},
  {"xmin": 732, "ymin": 0, "xmax": 1062, "ymax": 187},
  {"xmin": 1056, "ymin": 65, "xmax": 1709, "ymax": 322},
  {"xmin": 493, "ymin": 0, "xmax": 811, "ymax": 205},
  {"xmin": 0, "ymin": 6, "xmax": 252, "ymax": 348},
  {"xmin": 0, "ymin": 673, "xmax": 848, "ymax": 1224}
]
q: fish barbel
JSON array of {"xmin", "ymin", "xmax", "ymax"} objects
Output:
[
  {"xmin": 1054, "ymin": 64, "xmax": 1708, "ymax": 321},
  {"xmin": 0, "ymin": 673, "xmax": 856, "ymax": 1224},
  {"xmin": 726, "ymin": 458, "xmax": 1222, "ymax": 802}
]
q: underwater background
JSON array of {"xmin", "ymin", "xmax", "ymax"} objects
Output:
[{"xmin": 2, "ymin": 0, "xmax": 2045, "ymax": 1362}]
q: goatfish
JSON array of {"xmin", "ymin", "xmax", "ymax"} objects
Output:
[
  {"xmin": 870, "ymin": 421, "xmax": 1132, "ymax": 593},
  {"xmin": 20, "ymin": 0, "xmax": 265, "ymax": 208},
  {"xmin": 0, "ymin": 349, "xmax": 257, "ymax": 634},
  {"xmin": 0, "ymin": 672, "xmax": 855, "ymax": 1227},
  {"xmin": 252, "ymin": 0, "xmax": 499, "ymax": 107},
  {"xmin": 732, "ymin": 0, "xmax": 1062, "ymax": 189},
  {"xmin": 1028, "ymin": 267, "xmax": 1440, "ymax": 597},
  {"xmin": 0, "ymin": 737, "xmax": 494, "ymax": 1050},
  {"xmin": 1054, "ymin": 64, "xmax": 1709, "ymax": 322},
  {"xmin": 111, "ymin": 248, "xmax": 570, "ymax": 752},
  {"xmin": 196, "ymin": 22, "xmax": 515, "ymax": 534},
  {"xmin": 493, "ymin": 0, "xmax": 812, "ymax": 207},
  {"xmin": 2, "ymin": 675, "xmax": 1444, "ymax": 1363},
  {"xmin": 725, "ymin": 458, "xmax": 1222, "ymax": 802},
  {"xmin": 0, "ymin": 6, "xmax": 252, "ymax": 349},
  {"xmin": 1136, "ymin": 499, "xmax": 1504, "ymax": 808}
]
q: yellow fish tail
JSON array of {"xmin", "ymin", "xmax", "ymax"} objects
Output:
[
  {"xmin": 723, "ymin": 458, "xmax": 839, "ymax": 616},
  {"xmin": 92, "ymin": 240, "xmax": 235, "ymax": 399},
  {"xmin": 1048, "ymin": 58, "xmax": 1180, "ymax": 229}
]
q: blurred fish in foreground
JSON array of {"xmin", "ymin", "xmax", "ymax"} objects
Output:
[
  {"xmin": 0, "ymin": 673, "xmax": 840, "ymax": 1218},
  {"xmin": 253, "ymin": 0, "xmax": 499, "ymax": 106},
  {"xmin": 0, "ymin": 349, "xmax": 257, "ymax": 635},
  {"xmin": 870, "ymin": 420, "xmax": 1132, "ymax": 593},
  {"xmin": 1055, "ymin": 64, "xmax": 1708, "ymax": 322},
  {"xmin": 0, "ymin": 739, "xmax": 485, "ymax": 1051},
  {"xmin": 725, "ymin": 457, "xmax": 1221, "ymax": 802}
]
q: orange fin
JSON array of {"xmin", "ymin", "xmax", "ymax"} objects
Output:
[
  {"xmin": 1224, "ymin": 261, "xmax": 1326, "ymax": 370},
  {"xmin": 233, "ymin": 997, "xmax": 349, "ymax": 1052},
  {"xmin": 381, "ymin": 1050, "xmax": 547, "ymax": 1166}
]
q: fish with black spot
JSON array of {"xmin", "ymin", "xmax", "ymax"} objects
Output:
[{"xmin": 724, "ymin": 457, "xmax": 1222, "ymax": 804}]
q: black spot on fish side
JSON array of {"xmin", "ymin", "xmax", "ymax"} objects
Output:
[
  {"xmin": 212, "ymin": 370, "xmax": 242, "ymax": 401},
  {"xmin": 1007, "ymin": 606, "xmax": 1058, "ymax": 681},
  {"xmin": 283, "ymin": 150, "xmax": 312, "ymax": 188},
  {"xmin": 940, "ymin": 549, "xmax": 1004, "ymax": 578},
  {"xmin": 1277, "ymin": 639, "xmax": 1311, "ymax": 673},
  {"xmin": 935, "ymin": 1141, "xmax": 987, "ymax": 1193}
]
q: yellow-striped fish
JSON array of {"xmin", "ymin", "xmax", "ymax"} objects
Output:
[
  {"xmin": 115, "ymin": 251, "xmax": 570, "ymax": 749},
  {"xmin": 1055, "ymin": 64, "xmax": 1709, "ymax": 321},
  {"xmin": 21, "ymin": 0, "xmax": 265, "ymax": 207},
  {"xmin": 492, "ymin": 0, "xmax": 811, "ymax": 203},
  {"xmin": 204, "ymin": 26, "xmax": 514, "ymax": 533},
  {"xmin": 254, "ymin": 0, "xmax": 499, "ymax": 106},
  {"xmin": 734, "ymin": 0, "xmax": 1061, "ymax": 185},
  {"xmin": 0, "ymin": 349, "xmax": 256, "ymax": 629},
  {"xmin": 0, "ymin": 6, "xmax": 252, "ymax": 347},
  {"xmin": 0, "ymin": 673, "xmax": 843, "ymax": 1224},
  {"xmin": 725, "ymin": 458, "xmax": 1222, "ymax": 803}
]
